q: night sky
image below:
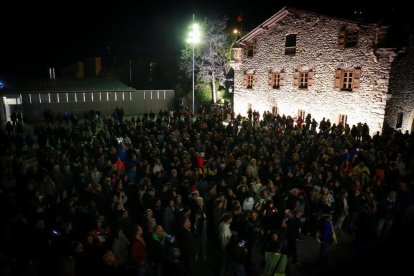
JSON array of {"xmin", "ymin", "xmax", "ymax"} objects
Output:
[{"xmin": 0, "ymin": 0, "xmax": 410, "ymax": 78}]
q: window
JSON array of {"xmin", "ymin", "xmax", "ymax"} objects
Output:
[
  {"xmin": 298, "ymin": 109, "xmax": 305, "ymax": 120},
  {"xmin": 338, "ymin": 27, "xmax": 359, "ymax": 48},
  {"xmin": 396, "ymin": 112, "xmax": 403, "ymax": 128},
  {"xmin": 243, "ymin": 72, "xmax": 257, "ymax": 89},
  {"xmin": 268, "ymin": 71, "xmax": 285, "ymax": 89},
  {"xmin": 339, "ymin": 114, "xmax": 348, "ymax": 125},
  {"xmin": 342, "ymin": 71, "xmax": 353, "ymax": 90},
  {"xmin": 299, "ymin": 72, "xmax": 308, "ymax": 89},
  {"xmin": 334, "ymin": 68, "xmax": 361, "ymax": 92},
  {"xmin": 243, "ymin": 42, "xmax": 257, "ymax": 58},
  {"xmin": 293, "ymin": 69, "xmax": 314, "ymax": 89},
  {"xmin": 285, "ymin": 34, "xmax": 297, "ymax": 55},
  {"xmin": 272, "ymin": 106, "xmax": 279, "ymax": 115}
]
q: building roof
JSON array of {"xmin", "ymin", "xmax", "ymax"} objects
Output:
[
  {"xmin": 6, "ymin": 77, "xmax": 135, "ymax": 93},
  {"xmin": 237, "ymin": 6, "xmax": 378, "ymax": 44}
]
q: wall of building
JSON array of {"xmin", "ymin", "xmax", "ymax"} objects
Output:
[
  {"xmin": 385, "ymin": 47, "xmax": 414, "ymax": 133},
  {"xmin": 233, "ymin": 12, "xmax": 394, "ymax": 134},
  {"xmin": 18, "ymin": 90, "xmax": 175, "ymax": 122}
]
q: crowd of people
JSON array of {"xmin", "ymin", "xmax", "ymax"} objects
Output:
[{"xmin": 0, "ymin": 105, "xmax": 413, "ymax": 276}]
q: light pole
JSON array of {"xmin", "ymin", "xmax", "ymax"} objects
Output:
[{"xmin": 187, "ymin": 14, "xmax": 200, "ymax": 115}]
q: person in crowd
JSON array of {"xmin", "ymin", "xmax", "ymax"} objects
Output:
[
  {"xmin": 130, "ymin": 226, "xmax": 148, "ymax": 276},
  {"xmin": 1, "ymin": 105, "xmax": 413, "ymax": 276},
  {"xmin": 318, "ymin": 214, "xmax": 337, "ymax": 255}
]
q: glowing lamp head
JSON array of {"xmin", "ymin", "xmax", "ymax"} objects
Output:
[{"xmin": 187, "ymin": 23, "xmax": 201, "ymax": 44}]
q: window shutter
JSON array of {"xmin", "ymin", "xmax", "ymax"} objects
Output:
[
  {"xmin": 243, "ymin": 46, "xmax": 248, "ymax": 58},
  {"xmin": 252, "ymin": 74, "xmax": 257, "ymax": 88},
  {"xmin": 293, "ymin": 70, "xmax": 299, "ymax": 88},
  {"xmin": 353, "ymin": 68, "xmax": 361, "ymax": 91},
  {"xmin": 253, "ymin": 43, "xmax": 257, "ymax": 55},
  {"xmin": 280, "ymin": 72, "xmax": 286, "ymax": 86},
  {"xmin": 308, "ymin": 70, "xmax": 315, "ymax": 87},
  {"xmin": 338, "ymin": 29, "xmax": 346, "ymax": 49},
  {"xmin": 268, "ymin": 72, "xmax": 274, "ymax": 88},
  {"xmin": 334, "ymin": 69, "xmax": 342, "ymax": 90},
  {"xmin": 243, "ymin": 73, "xmax": 248, "ymax": 88}
]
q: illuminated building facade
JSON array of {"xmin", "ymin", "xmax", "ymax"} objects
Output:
[{"xmin": 230, "ymin": 7, "xmax": 412, "ymax": 134}]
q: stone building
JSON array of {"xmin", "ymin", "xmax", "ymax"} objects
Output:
[
  {"xmin": 385, "ymin": 36, "xmax": 414, "ymax": 133},
  {"xmin": 230, "ymin": 6, "xmax": 408, "ymax": 134}
]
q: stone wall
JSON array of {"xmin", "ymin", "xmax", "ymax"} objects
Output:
[
  {"xmin": 385, "ymin": 47, "xmax": 414, "ymax": 133},
  {"xmin": 232, "ymin": 11, "xmax": 394, "ymax": 134}
]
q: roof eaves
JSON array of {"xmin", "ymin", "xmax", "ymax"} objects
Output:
[
  {"xmin": 236, "ymin": 6, "xmax": 379, "ymax": 45},
  {"xmin": 237, "ymin": 6, "xmax": 290, "ymax": 44}
]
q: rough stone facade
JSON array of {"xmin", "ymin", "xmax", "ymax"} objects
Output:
[
  {"xmin": 385, "ymin": 41, "xmax": 414, "ymax": 133},
  {"xmin": 231, "ymin": 7, "xmax": 398, "ymax": 134}
]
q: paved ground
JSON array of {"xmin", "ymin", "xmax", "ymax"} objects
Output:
[{"xmin": 191, "ymin": 231, "xmax": 355, "ymax": 276}]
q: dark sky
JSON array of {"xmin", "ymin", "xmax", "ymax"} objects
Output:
[{"xmin": 0, "ymin": 0, "xmax": 410, "ymax": 77}]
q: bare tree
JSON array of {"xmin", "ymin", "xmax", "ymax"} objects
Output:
[{"xmin": 180, "ymin": 16, "xmax": 231, "ymax": 103}]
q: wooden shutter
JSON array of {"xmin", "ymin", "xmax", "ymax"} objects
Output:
[
  {"xmin": 353, "ymin": 67, "xmax": 361, "ymax": 91},
  {"xmin": 308, "ymin": 70, "xmax": 315, "ymax": 87},
  {"xmin": 243, "ymin": 46, "xmax": 248, "ymax": 58},
  {"xmin": 293, "ymin": 70, "xmax": 299, "ymax": 88},
  {"xmin": 280, "ymin": 71, "xmax": 286, "ymax": 86},
  {"xmin": 338, "ymin": 29, "xmax": 346, "ymax": 49},
  {"xmin": 252, "ymin": 74, "xmax": 257, "ymax": 88},
  {"xmin": 253, "ymin": 43, "xmax": 257, "ymax": 56},
  {"xmin": 334, "ymin": 69, "xmax": 342, "ymax": 90},
  {"xmin": 268, "ymin": 72, "xmax": 274, "ymax": 88},
  {"xmin": 243, "ymin": 73, "xmax": 248, "ymax": 88}
]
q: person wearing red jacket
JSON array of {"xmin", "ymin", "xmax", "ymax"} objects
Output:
[{"xmin": 130, "ymin": 226, "xmax": 148, "ymax": 276}]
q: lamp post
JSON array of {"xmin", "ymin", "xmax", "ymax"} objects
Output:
[{"xmin": 187, "ymin": 14, "xmax": 200, "ymax": 115}]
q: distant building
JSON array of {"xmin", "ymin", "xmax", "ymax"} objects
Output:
[
  {"xmin": 231, "ymin": 7, "xmax": 413, "ymax": 134},
  {"xmin": 1, "ymin": 77, "xmax": 174, "ymax": 122}
]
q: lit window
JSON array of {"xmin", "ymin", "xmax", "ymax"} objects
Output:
[
  {"xmin": 294, "ymin": 69, "xmax": 314, "ymax": 90},
  {"xmin": 299, "ymin": 72, "xmax": 308, "ymax": 89},
  {"xmin": 334, "ymin": 68, "xmax": 361, "ymax": 92},
  {"xmin": 268, "ymin": 71, "xmax": 285, "ymax": 89},
  {"xmin": 243, "ymin": 72, "xmax": 256, "ymax": 89},
  {"xmin": 272, "ymin": 106, "xmax": 279, "ymax": 115},
  {"xmin": 342, "ymin": 71, "xmax": 353, "ymax": 91},
  {"xmin": 339, "ymin": 114, "xmax": 348, "ymax": 125}
]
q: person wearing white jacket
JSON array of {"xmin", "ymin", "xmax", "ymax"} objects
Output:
[
  {"xmin": 218, "ymin": 214, "xmax": 233, "ymax": 251},
  {"xmin": 218, "ymin": 213, "xmax": 233, "ymax": 276}
]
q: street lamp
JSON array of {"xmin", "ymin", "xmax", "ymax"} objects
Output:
[{"xmin": 187, "ymin": 14, "xmax": 200, "ymax": 115}]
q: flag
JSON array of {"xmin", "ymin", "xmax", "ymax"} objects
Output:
[{"xmin": 237, "ymin": 15, "xmax": 242, "ymax": 22}]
